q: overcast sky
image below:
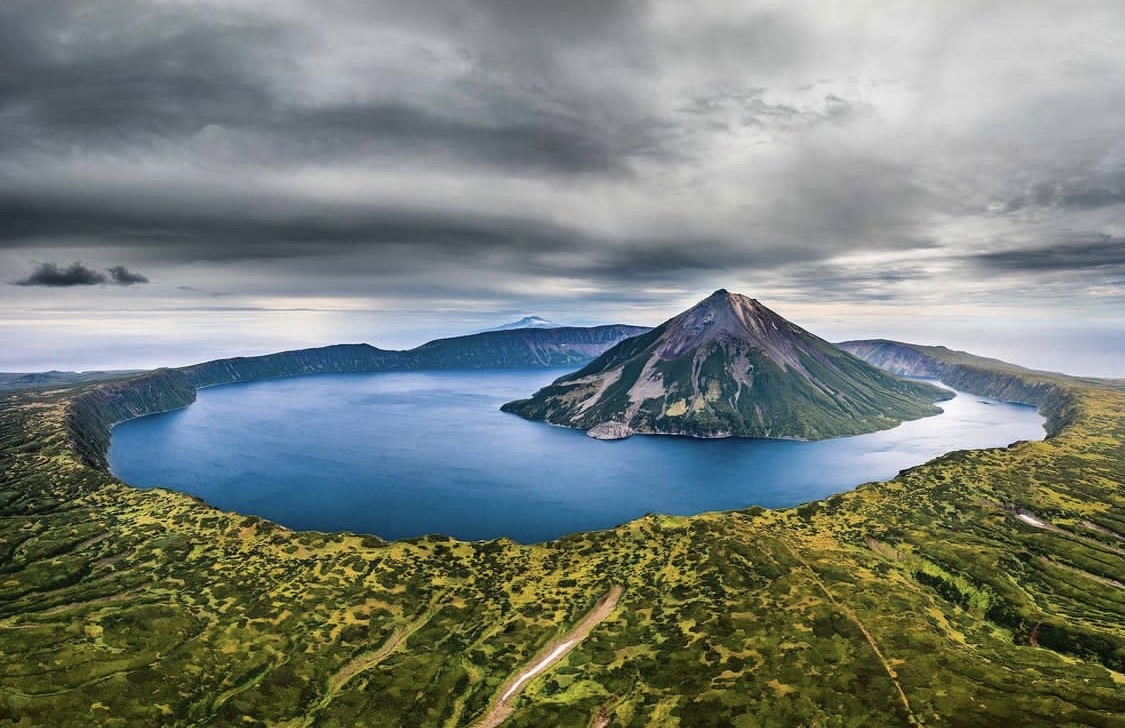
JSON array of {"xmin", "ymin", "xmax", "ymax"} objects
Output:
[{"xmin": 2, "ymin": 0, "xmax": 1122, "ymax": 375}]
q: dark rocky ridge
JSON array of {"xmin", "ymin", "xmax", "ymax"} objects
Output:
[
  {"xmin": 406, "ymin": 326, "xmax": 647, "ymax": 370},
  {"xmin": 67, "ymin": 369, "xmax": 197, "ymax": 471},
  {"xmin": 502, "ymin": 291, "xmax": 950, "ymax": 440},
  {"xmin": 836, "ymin": 339, "xmax": 1104, "ymax": 436},
  {"xmin": 65, "ymin": 324, "xmax": 648, "ymax": 470},
  {"xmin": 178, "ymin": 326, "xmax": 649, "ymax": 389},
  {"xmin": 179, "ymin": 344, "xmax": 401, "ymax": 389}
]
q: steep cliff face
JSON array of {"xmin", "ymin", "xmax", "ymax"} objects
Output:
[
  {"xmin": 835, "ymin": 340, "xmax": 947, "ymax": 378},
  {"xmin": 836, "ymin": 340, "xmax": 1077, "ymax": 435},
  {"xmin": 66, "ymin": 369, "xmax": 197, "ymax": 470},
  {"xmin": 503, "ymin": 292, "xmax": 949, "ymax": 440},
  {"xmin": 406, "ymin": 325, "xmax": 649, "ymax": 369},
  {"xmin": 174, "ymin": 327, "xmax": 652, "ymax": 389},
  {"xmin": 179, "ymin": 344, "xmax": 400, "ymax": 389}
]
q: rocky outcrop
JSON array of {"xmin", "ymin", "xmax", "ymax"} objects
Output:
[{"xmin": 586, "ymin": 422, "xmax": 635, "ymax": 440}]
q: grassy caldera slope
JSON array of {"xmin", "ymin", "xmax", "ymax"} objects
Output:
[{"xmin": 0, "ymin": 349, "xmax": 1122, "ymax": 727}]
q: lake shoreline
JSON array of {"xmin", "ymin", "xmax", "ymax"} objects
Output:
[{"xmin": 108, "ymin": 370, "xmax": 1044, "ymax": 543}]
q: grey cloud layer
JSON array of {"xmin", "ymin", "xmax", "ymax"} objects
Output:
[
  {"xmin": 12, "ymin": 262, "xmax": 149, "ymax": 287},
  {"xmin": 969, "ymin": 235, "xmax": 1124, "ymax": 273},
  {"xmin": 0, "ymin": 0, "xmax": 1122, "ymax": 308}
]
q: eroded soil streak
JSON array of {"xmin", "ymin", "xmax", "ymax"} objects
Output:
[{"xmin": 471, "ymin": 585, "xmax": 624, "ymax": 728}]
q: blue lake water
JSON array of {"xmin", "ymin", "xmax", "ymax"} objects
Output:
[{"xmin": 108, "ymin": 369, "xmax": 1045, "ymax": 543}]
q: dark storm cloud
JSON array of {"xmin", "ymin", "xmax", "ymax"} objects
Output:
[
  {"xmin": 762, "ymin": 262, "xmax": 937, "ymax": 303},
  {"xmin": 108, "ymin": 266, "xmax": 149, "ymax": 285},
  {"xmin": 969, "ymin": 235, "xmax": 1125, "ymax": 273},
  {"xmin": 320, "ymin": 0, "xmax": 643, "ymax": 64},
  {"xmin": 11, "ymin": 262, "xmax": 107, "ymax": 287},
  {"xmin": 0, "ymin": 190, "xmax": 585, "ymax": 261},
  {"xmin": 1058, "ymin": 186, "xmax": 1122, "ymax": 210},
  {"xmin": 0, "ymin": 2, "xmax": 281, "ymax": 148},
  {"xmin": 0, "ymin": 182, "xmax": 821, "ymax": 293},
  {"xmin": 1001, "ymin": 169, "xmax": 1124, "ymax": 214},
  {"xmin": 257, "ymin": 104, "xmax": 651, "ymax": 174},
  {"xmin": 0, "ymin": 0, "xmax": 656, "ymax": 175},
  {"xmin": 11, "ymin": 261, "xmax": 151, "ymax": 287}
]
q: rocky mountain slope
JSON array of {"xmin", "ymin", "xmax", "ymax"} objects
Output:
[
  {"xmin": 171, "ymin": 325, "xmax": 649, "ymax": 391},
  {"xmin": 503, "ymin": 290, "xmax": 949, "ymax": 439},
  {"xmin": 406, "ymin": 325, "xmax": 648, "ymax": 369}
]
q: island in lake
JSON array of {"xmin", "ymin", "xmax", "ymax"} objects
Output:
[{"xmin": 502, "ymin": 290, "xmax": 950, "ymax": 440}]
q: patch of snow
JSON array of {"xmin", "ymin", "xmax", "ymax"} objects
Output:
[{"xmin": 476, "ymin": 316, "xmax": 560, "ymax": 333}]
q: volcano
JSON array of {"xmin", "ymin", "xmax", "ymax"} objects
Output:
[{"xmin": 501, "ymin": 290, "xmax": 950, "ymax": 439}]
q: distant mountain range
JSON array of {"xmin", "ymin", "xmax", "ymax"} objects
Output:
[
  {"xmin": 175, "ymin": 324, "xmax": 650, "ymax": 389},
  {"xmin": 502, "ymin": 290, "xmax": 950, "ymax": 440},
  {"xmin": 0, "ymin": 323, "xmax": 633, "ymax": 392},
  {"xmin": 475, "ymin": 316, "xmax": 560, "ymax": 333},
  {"xmin": 63, "ymin": 323, "xmax": 648, "ymax": 470}
]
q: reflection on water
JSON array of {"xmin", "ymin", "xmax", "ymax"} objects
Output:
[{"xmin": 109, "ymin": 370, "xmax": 1044, "ymax": 543}]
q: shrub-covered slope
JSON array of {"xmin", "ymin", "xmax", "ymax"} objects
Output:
[{"xmin": 0, "ymin": 343, "xmax": 1122, "ymax": 727}]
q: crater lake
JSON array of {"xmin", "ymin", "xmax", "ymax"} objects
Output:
[{"xmin": 108, "ymin": 369, "xmax": 1044, "ymax": 543}]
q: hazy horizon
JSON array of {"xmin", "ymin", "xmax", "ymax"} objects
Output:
[{"xmin": 3, "ymin": 294, "xmax": 1122, "ymax": 379}]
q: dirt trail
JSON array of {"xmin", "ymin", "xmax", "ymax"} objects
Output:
[
  {"xmin": 273, "ymin": 606, "xmax": 439, "ymax": 728},
  {"xmin": 782, "ymin": 543, "xmax": 920, "ymax": 726},
  {"xmin": 470, "ymin": 585, "xmax": 623, "ymax": 728}
]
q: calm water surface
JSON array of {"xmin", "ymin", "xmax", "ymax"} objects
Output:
[{"xmin": 109, "ymin": 369, "xmax": 1044, "ymax": 542}]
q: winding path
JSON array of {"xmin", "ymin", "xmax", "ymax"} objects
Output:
[{"xmin": 470, "ymin": 585, "xmax": 623, "ymax": 728}]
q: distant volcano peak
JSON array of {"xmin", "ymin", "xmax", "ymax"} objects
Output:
[{"xmin": 476, "ymin": 315, "xmax": 560, "ymax": 333}]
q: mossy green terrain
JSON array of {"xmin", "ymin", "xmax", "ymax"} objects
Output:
[{"xmin": 1, "ymin": 344, "xmax": 1122, "ymax": 726}]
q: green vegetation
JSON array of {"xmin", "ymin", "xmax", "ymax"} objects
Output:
[
  {"xmin": 0, "ymin": 370, "xmax": 144, "ymax": 393},
  {"xmin": 1, "ymin": 343, "xmax": 1122, "ymax": 726}
]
